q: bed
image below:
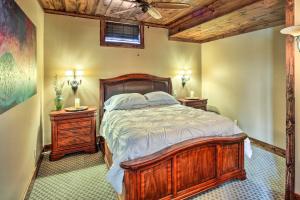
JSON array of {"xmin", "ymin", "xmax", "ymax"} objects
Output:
[{"xmin": 99, "ymin": 74, "xmax": 249, "ymax": 200}]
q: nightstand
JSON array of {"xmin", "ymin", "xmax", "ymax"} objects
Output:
[
  {"xmin": 178, "ymin": 98, "xmax": 208, "ymax": 111},
  {"xmin": 49, "ymin": 107, "xmax": 98, "ymax": 161}
]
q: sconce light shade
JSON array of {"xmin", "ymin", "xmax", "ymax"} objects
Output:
[
  {"xmin": 280, "ymin": 25, "xmax": 300, "ymax": 52},
  {"xmin": 66, "ymin": 69, "xmax": 83, "ymax": 94}
]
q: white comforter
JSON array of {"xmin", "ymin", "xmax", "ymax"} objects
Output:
[{"xmin": 100, "ymin": 104, "xmax": 252, "ymax": 194}]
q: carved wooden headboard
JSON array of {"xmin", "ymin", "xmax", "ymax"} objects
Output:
[{"xmin": 99, "ymin": 73, "xmax": 172, "ymax": 120}]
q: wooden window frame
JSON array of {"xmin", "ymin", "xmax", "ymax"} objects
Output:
[{"xmin": 100, "ymin": 19, "xmax": 144, "ymax": 49}]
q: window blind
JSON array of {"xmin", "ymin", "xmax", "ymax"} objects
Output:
[{"xmin": 105, "ymin": 22, "xmax": 140, "ymax": 44}]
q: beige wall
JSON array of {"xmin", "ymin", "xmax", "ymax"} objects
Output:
[
  {"xmin": 0, "ymin": 0, "xmax": 44, "ymax": 200},
  {"xmin": 43, "ymin": 14, "xmax": 202, "ymax": 145},
  {"xmin": 201, "ymin": 26, "xmax": 286, "ymax": 149},
  {"xmin": 295, "ymin": 0, "xmax": 300, "ymax": 195}
]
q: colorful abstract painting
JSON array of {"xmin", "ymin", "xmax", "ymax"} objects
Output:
[{"xmin": 0, "ymin": 0, "xmax": 37, "ymax": 114}]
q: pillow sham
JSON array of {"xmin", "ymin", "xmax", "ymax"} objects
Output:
[
  {"xmin": 104, "ymin": 93, "xmax": 148, "ymax": 111},
  {"xmin": 144, "ymin": 91, "xmax": 179, "ymax": 106}
]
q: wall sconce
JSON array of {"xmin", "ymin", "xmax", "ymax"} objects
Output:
[
  {"xmin": 65, "ymin": 69, "xmax": 83, "ymax": 94},
  {"xmin": 280, "ymin": 25, "xmax": 300, "ymax": 52},
  {"xmin": 178, "ymin": 69, "xmax": 192, "ymax": 88}
]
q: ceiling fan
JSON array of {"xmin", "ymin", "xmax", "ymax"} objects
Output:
[{"xmin": 112, "ymin": 0, "xmax": 191, "ymax": 20}]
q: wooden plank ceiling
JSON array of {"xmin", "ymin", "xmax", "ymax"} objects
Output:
[
  {"xmin": 39, "ymin": 0, "xmax": 216, "ymax": 26},
  {"xmin": 38, "ymin": 0, "xmax": 285, "ymax": 43}
]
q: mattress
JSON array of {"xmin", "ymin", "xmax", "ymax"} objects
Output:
[{"xmin": 100, "ymin": 104, "xmax": 252, "ymax": 193}]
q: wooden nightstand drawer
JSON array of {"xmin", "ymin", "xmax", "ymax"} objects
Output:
[
  {"xmin": 191, "ymin": 104, "xmax": 206, "ymax": 110},
  {"xmin": 187, "ymin": 101, "xmax": 206, "ymax": 107},
  {"xmin": 58, "ymin": 127, "xmax": 91, "ymax": 139},
  {"xmin": 50, "ymin": 107, "xmax": 97, "ymax": 161},
  {"xmin": 57, "ymin": 135, "xmax": 92, "ymax": 148},
  {"xmin": 58, "ymin": 118, "xmax": 91, "ymax": 130},
  {"xmin": 178, "ymin": 99, "xmax": 208, "ymax": 111}
]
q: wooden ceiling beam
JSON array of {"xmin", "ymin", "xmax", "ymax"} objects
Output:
[
  {"xmin": 169, "ymin": 0, "xmax": 284, "ymax": 43},
  {"xmin": 169, "ymin": 19, "xmax": 285, "ymax": 44},
  {"xmin": 168, "ymin": 0, "xmax": 261, "ymax": 36},
  {"xmin": 168, "ymin": 37, "xmax": 201, "ymax": 44},
  {"xmin": 43, "ymin": 9, "xmax": 169, "ymax": 28}
]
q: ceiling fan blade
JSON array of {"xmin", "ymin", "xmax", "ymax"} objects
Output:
[
  {"xmin": 151, "ymin": 2, "xmax": 190, "ymax": 9},
  {"xmin": 112, "ymin": 6, "xmax": 137, "ymax": 15},
  {"xmin": 147, "ymin": 6, "xmax": 162, "ymax": 19}
]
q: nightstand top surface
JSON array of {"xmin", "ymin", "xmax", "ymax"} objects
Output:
[
  {"xmin": 50, "ymin": 106, "xmax": 97, "ymax": 116},
  {"xmin": 178, "ymin": 98, "xmax": 207, "ymax": 103}
]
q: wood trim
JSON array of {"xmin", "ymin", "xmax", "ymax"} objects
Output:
[
  {"xmin": 168, "ymin": 0, "xmax": 260, "ymax": 36},
  {"xmin": 100, "ymin": 19, "xmax": 145, "ymax": 49},
  {"xmin": 45, "ymin": 8, "xmax": 104, "ymax": 20},
  {"xmin": 285, "ymin": 0, "xmax": 295, "ymax": 199},
  {"xmin": 43, "ymin": 9, "xmax": 168, "ymax": 29},
  {"xmin": 249, "ymin": 137, "xmax": 285, "ymax": 158},
  {"xmin": 168, "ymin": 37, "xmax": 202, "ymax": 44}
]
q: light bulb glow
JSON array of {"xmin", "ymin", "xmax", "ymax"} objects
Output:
[
  {"xmin": 65, "ymin": 70, "xmax": 74, "ymax": 76},
  {"xmin": 75, "ymin": 70, "xmax": 84, "ymax": 77}
]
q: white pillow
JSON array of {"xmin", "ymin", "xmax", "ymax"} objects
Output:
[
  {"xmin": 104, "ymin": 93, "xmax": 148, "ymax": 111},
  {"xmin": 145, "ymin": 91, "xmax": 179, "ymax": 106}
]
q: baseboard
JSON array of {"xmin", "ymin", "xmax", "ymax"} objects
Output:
[
  {"xmin": 23, "ymin": 148, "xmax": 45, "ymax": 199},
  {"xmin": 295, "ymin": 192, "xmax": 300, "ymax": 200},
  {"xmin": 249, "ymin": 137, "xmax": 285, "ymax": 158}
]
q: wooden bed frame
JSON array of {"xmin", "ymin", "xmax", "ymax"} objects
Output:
[{"xmin": 99, "ymin": 74, "xmax": 247, "ymax": 200}]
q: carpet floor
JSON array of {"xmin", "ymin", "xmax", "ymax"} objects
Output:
[{"xmin": 25, "ymin": 145, "xmax": 285, "ymax": 200}]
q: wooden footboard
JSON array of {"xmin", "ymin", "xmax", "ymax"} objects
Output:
[{"xmin": 118, "ymin": 133, "xmax": 247, "ymax": 200}]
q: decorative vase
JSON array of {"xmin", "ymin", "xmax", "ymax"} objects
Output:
[{"xmin": 54, "ymin": 95, "xmax": 64, "ymax": 111}]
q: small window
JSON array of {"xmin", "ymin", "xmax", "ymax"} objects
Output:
[{"xmin": 100, "ymin": 20, "xmax": 144, "ymax": 49}]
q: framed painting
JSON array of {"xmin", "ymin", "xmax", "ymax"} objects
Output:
[{"xmin": 0, "ymin": 0, "xmax": 37, "ymax": 114}]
